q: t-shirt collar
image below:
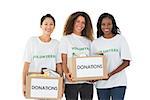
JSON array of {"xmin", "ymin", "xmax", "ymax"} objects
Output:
[{"xmin": 71, "ymin": 33, "xmax": 83, "ymax": 39}]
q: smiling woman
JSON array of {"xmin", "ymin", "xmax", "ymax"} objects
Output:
[
  {"xmin": 0, "ymin": 0, "xmax": 148, "ymax": 99},
  {"xmin": 22, "ymin": 14, "xmax": 62, "ymax": 98},
  {"xmin": 91, "ymin": 13, "xmax": 132, "ymax": 100},
  {"xmin": 39, "ymin": 14, "xmax": 55, "ymax": 42},
  {"xmin": 58, "ymin": 11, "xmax": 94, "ymax": 100}
]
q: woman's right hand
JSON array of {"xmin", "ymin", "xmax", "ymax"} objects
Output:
[
  {"xmin": 89, "ymin": 80, "xmax": 97, "ymax": 83},
  {"xmin": 65, "ymin": 73, "xmax": 72, "ymax": 82}
]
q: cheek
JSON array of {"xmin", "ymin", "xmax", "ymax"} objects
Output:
[
  {"xmin": 52, "ymin": 26, "xmax": 55, "ymax": 29},
  {"xmin": 83, "ymin": 24, "xmax": 85, "ymax": 28},
  {"xmin": 50, "ymin": 26, "xmax": 55, "ymax": 32},
  {"xmin": 101, "ymin": 24, "xmax": 105, "ymax": 28},
  {"xmin": 101, "ymin": 25, "xmax": 104, "ymax": 30},
  {"xmin": 41, "ymin": 27, "xmax": 45, "ymax": 31},
  {"xmin": 110, "ymin": 26, "xmax": 113, "ymax": 31}
]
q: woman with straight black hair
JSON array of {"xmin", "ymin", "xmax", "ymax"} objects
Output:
[{"xmin": 22, "ymin": 14, "xmax": 62, "ymax": 97}]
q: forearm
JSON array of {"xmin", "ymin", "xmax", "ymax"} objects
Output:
[
  {"xmin": 23, "ymin": 62, "xmax": 29, "ymax": 85},
  {"xmin": 56, "ymin": 63, "xmax": 63, "ymax": 76},
  {"xmin": 62, "ymin": 63, "xmax": 70, "ymax": 74},
  {"xmin": 61, "ymin": 54, "xmax": 70, "ymax": 74},
  {"xmin": 109, "ymin": 60, "xmax": 130, "ymax": 77}
]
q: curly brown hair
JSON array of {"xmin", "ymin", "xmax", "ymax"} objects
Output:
[{"xmin": 63, "ymin": 11, "xmax": 94, "ymax": 41}]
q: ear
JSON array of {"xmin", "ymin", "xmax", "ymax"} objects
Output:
[{"xmin": 40, "ymin": 25, "xmax": 42, "ymax": 28}]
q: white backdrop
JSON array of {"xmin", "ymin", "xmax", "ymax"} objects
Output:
[{"xmin": 0, "ymin": 0, "xmax": 149, "ymax": 99}]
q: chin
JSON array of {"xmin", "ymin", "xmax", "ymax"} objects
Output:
[
  {"xmin": 45, "ymin": 33, "xmax": 51, "ymax": 36},
  {"xmin": 104, "ymin": 32, "xmax": 110, "ymax": 35}
]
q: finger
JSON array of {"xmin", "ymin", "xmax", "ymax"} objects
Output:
[{"xmin": 24, "ymin": 91, "xmax": 26, "ymax": 96}]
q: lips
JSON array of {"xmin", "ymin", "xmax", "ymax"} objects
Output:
[
  {"xmin": 45, "ymin": 29, "xmax": 51, "ymax": 32},
  {"xmin": 77, "ymin": 26, "xmax": 83, "ymax": 30},
  {"xmin": 46, "ymin": 30, "xmax": 51, "ymax": 32},
  {"xmin": 104, "ymin": 29, "xmax": 110, "ymax": 32}
]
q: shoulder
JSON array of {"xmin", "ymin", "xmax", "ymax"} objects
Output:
[
  {"xmin": 92, "ymin": 37, "xmax": 101, "ymax": 44},
  {"xmin": 51, "ymin": 39, "xmax": 59, "ymax": 42},
  {"xmin": 60, "ymin": 35, "xmax": 71, "ymax": 41},
  {"xmin": 81, "ymin": 37, "xmax": 91, "ymax": 43},
  {"xmin": 116, "ymin": 34, "xmax": 126, "ymax": 41},
  {"xmin": 27, "ymin": 36, "xmax": 38, "ymax": 43},
  {"xmin": 29, "ymin": 36, "xmax": 39, "ymax": 41},
  {"xmin": 51, "ymin": 39, "xmax": 59, "ymax": 44}
]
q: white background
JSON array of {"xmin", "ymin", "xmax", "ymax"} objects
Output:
[{"xmin": 0, "ymin": 0, "xmax": 149, "ymax": 99}]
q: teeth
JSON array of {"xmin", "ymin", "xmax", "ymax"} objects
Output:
[
  {"xmin": 47, "ymin": 30, "xmax": 50, "ymax": 32},
  {"xmin": 104, "ymin": 29, "xmax": 109, "ymax": 32},
  {"xmin": 77, "ymin": 27, "xmax": 83, "ymax": 30}
]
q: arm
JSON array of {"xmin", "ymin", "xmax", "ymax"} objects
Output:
[
  {"xmin": 61, "ymin": 54, "xmax": 72, "ymax": 82},
  {"xmin": 56, "ymin": 63, "xmax": 63, "ymax": 77},
  {"xmin": 22, "ymin": 62, "xmax": 30, "ymax": 96},
  {"xmin": 56, "ymin": 63, "xmax": 64, "ymax": 97},
  {"xmin": 108, "ymin": 60, "xmax": 130, "ymax": 78}
]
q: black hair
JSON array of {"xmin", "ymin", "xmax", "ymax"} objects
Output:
[
  {"xmin": 40, "ymin": 14, "xmax": 55, "ymax": 26},
  {"xmin": 97, "ymin": 13, "xmax": 120, "ymax": 38}
]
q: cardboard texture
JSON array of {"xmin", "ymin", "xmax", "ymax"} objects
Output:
[
  {"xmin": 26, "ymin": 73, "xmax": 63, "ymax": 100},
  {"xmin": 70, "ymin": 56, "xmax": 108, "ymax": 81}
]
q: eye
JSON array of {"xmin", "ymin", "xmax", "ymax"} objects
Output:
[
  {"xmin": 76, "ymin": 20, "xmax": 80, "ymax": 23},
  {"xmin": 108, "ymin": 23, "xmax": 112, "ymax": 26},
  {"xmin": 50, "ymin": 23, "xmax": 54, "ymax": 25},
  {"xmin": 81, "ymin": 21, "xmax": 85, "ymax": 25},
  {"xmin": 101, "ymin": 23, "xmax": 105, "ymax": 26}
]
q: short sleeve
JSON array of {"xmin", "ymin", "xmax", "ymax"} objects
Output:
[
  {"xmin": 55, "ymin": 42, "xmax": 62, "ymax": 63},
  {"xmin": 57, "ymin": 36, "xmax": 69, "ymax": 63},
  {"xmin": 120, "ymin": 36, "xmax": 132, "ymax": 60},
  {"xmin": 90, "ymin": 40, "xmax": 97, "ymax": 56},
  {"xmin": 58, "ymin": 36, "xmax": 68, "ymax": 54}
]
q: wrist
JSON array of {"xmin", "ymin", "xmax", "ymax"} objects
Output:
[
  {"xmin": 65, "ymin": 72, "xmax": 69, "ymax": 76},
  {"xmin": 108, "ymin": 73, "xmax": 112, "ymax": 77},
  {"xmin": 64, "ymin": 70, "xmax": 69, "ymax": 75}
]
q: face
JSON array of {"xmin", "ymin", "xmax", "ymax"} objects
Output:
[
  {"xmin": 101, "ymin": 17, "xmax": 113, "ymax": 35},
  {"xmin": 41, "ymin": 17, "xmax": 55, "ymax": 36},
  {"xmin": 73, "ymin": 16, "xmax": 85, "ymax": 35}
]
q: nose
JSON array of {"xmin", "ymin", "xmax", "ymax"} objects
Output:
[
  {"xmin": 103, "ymin": 24, "xmax": 110, "ymax": 29},
  {"xmin": 47, "ymin": 25, "xmax": 51, "ymax": 28}
]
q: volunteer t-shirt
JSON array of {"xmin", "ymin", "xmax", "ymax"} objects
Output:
[
  {"xmin": 59, "ymin": 33, "xmax": 91, "ymax": 84},
  {"xmin": 23, "ymin": 36, "xmax": 60, "ymax": 72},
  {"xmin": 91, "ymin": 34, "xmax": 131, "ymax": 88}
]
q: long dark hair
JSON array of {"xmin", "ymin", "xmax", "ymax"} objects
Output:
[
  {"xmin": 64, "ymin": 11, "xmax": 93, "ymax": 41},
  {"xmin": 97, "ymin": 13, "xmax": 120, "ymax": 38}
]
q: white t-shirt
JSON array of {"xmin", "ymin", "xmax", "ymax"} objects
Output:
[
  {"xmin": 58, "ymin": 33, "xmax": 91, "ymax": 84},
  {"xmin": 23, "ymin": 36, "xmax": 61, "ymax": 72},
  {"xmin": 91, "ymin": 34, "xmax": 131, "ymax": 88}
]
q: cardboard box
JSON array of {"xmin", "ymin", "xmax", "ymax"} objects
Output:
[
  {"xmin": 26, "ymin": 73, "xmax": 63, "ymax": 100},
  {"xmin": 71, "ymin": 56, "xmax": 108, "ymax": 81}
]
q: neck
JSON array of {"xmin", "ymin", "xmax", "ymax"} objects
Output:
[
  {"xmin": 39, "ymin": 34, "xmax": 51, "ymax": 42},
  {"xmin": 73, "ymin": 32, "xmax": 81, "ymax": 36},
  {"xmin": 103, "ymin": 33, "xmax": 114, "ymax": 39}
]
